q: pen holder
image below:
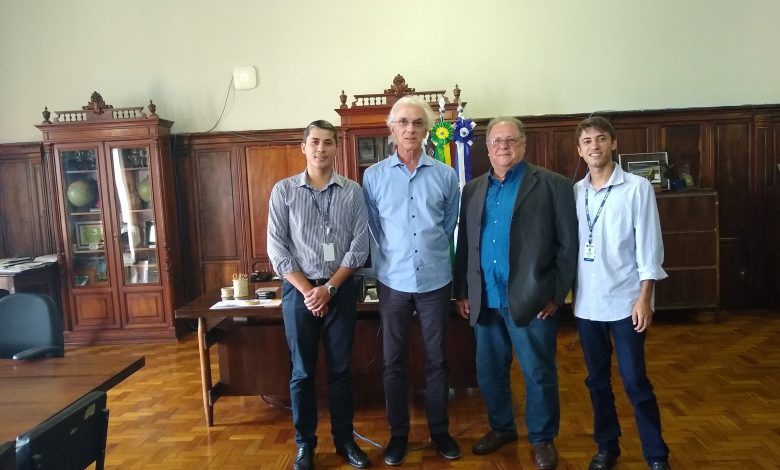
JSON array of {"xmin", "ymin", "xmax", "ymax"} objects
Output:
[{"xmin": 233, "ymin": 278, "xmax": 249, "ymax": 298}]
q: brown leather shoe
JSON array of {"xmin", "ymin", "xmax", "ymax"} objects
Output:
[
  {"xmin": 532, "ymin": 441, "xmax": 558, "ymax": 469},
  {"xmin": 472, "ymin": 430, "xmax": 518, "ymax": 455}
]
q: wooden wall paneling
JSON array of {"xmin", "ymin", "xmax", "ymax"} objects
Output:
[
  {"xmin": 244, "ymin": 145, "xmax": 306, "ymax": 269},
  {"xmin": 660, "ymin": 124, "xmax": 704, "ymax": 187},
  {"xmin": 715, "ymin": 121, "xmax": 754, "ymax": 307},
  {"xmin": 195, "ymin": 149, "xmax": 241, "ymax": 261},
  {"xmin": 0, "ymin": 144, "xmax": 54, "ymax": 258},
  {"xmin": 614, "ymin": 126, "xmax": 651, "ymax": 155},
  {"xmin": 173, "ymin": 142, "xmax": 200, "ymax": 303},
  {"xmin": 552, "ymin": 129, "xmax": 580, "ymax": 181},
  {"xmin": 202, "ymin": 262, "xmax": 240, "ymax": 295}
]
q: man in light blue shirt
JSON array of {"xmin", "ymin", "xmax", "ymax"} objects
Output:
[
  {"xmin": 362, "ymin": 95, "xmax": 461, "ymax": 465},
  {"xmin": 573, "ymin": 116, "xmax": 671, "ymax": 470}
]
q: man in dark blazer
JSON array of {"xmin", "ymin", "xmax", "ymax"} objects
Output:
[{"xmin": 453, "ymin": 117, "xmax": 578, "ymax": 470}]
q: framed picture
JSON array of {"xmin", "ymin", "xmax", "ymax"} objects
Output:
[
  {"xmin": 618, "ymin": 152, "xmax": 670, "ymax": 189},
  {"xmin": 75, "ymin": 222, "xmax": 104, "ymax": 249},
  {"xmin": 357, "ymin": 137, "xmax": 377, "ymax": 163}
]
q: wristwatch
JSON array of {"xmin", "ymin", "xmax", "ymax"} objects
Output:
[{"xmin": 325, "ymin": 283, "xmax": 338, "ymax": 297}]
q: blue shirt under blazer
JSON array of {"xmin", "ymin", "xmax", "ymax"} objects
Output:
[{"xmin": 454, "ymin": 162, "xmax": 579, "ymax": 327}]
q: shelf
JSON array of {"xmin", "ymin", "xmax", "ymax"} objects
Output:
[
  {"xmin": 65, "ymin": 169, "xmax": 98, "ymax": 174},
  {"xmin": 123, "ymin": 167, "xmax": 150, "ymax": 172}
]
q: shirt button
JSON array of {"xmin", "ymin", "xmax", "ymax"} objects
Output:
[
  {"xmin": 410, "ymin": 196, "xmax": 414, "ymax": 199},
  {"xmin": 414, "ymin": 249, "xmax": 418, "ymax": 253},
  {"xmin": 493, "ymin": 260, "xmax": 497, "ymax": 263},
  {"xmin": 413, "ymin": 233, "xmax": 417, "ymax": 236},
  {"xmin": 412, "ymin": 215, "xmax": 415, "ymax": 218}
]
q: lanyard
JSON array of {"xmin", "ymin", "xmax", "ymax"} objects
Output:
[
  {"xmin": 308, "ymin": 184, "xmax": 334, "ymax": 235},
  {"xmin": 585, "ymin": 185, "xmax": 612, "ymax": 244}
]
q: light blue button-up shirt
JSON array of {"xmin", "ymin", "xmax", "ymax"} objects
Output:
[
  {"xmin": 480, "ymin": 161, "xmax": 526, "ymax": 308},
  {"xmin": 574, "ymin": 164, "xmax": 668, "ymax": 321},
  {"xmin": 363, "ymin": 152, "xmax": 460, "ymax": 293}
]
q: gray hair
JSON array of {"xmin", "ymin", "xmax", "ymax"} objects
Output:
[
  {"xmin": 386, "ymin": 95, "xmax": 436, "ymax": 131},
  {"xmin": 486, "ymin": 116, "xmax": 526, "ymax": 140}
]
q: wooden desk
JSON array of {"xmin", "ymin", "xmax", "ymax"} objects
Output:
[
  {"xmin": 0, "ymin": 355, "xmax": 144, "ymax": 442},
  {"xmin": 175, "ymin": 289, "xmax": 477, "ymax": 427},
  {"xmin": 0, "ymin": 262, "xmax": 59, "ymax": 299}
]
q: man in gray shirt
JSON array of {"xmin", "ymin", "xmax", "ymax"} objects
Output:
[{"xmin": 267, "ymin": 120, "xmax": 370, "ymax": 470}]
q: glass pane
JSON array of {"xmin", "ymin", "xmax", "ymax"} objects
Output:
[
  {"xmin": 60, "ymin": 149, "xmax": 110, "ymax": 287},
  {"xmin": 111, "ymin": 147, "xmax": 159, "ymax": 285}
]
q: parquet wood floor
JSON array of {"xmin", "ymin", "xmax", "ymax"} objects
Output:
[{"xmin": 66, "ymin": 310, "xmax": 780, "ymax": 469}]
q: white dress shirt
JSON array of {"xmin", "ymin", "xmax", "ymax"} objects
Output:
[{"xmin": 574, "ymin": 164, "xmax": 668, "ymax": 321}]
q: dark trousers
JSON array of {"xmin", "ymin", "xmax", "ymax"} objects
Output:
[
  {"xmin": 577, "ymin": 317, "xmax": 669, "ymax": 464},
  {"xmin": 281, "ymin": 279, "xmax": 358, "ymax": 448},
  {"xmin": 378, "ymin": 281, "xmax": 452, "ymax": 437}
]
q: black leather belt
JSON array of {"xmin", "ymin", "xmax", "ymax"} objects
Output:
[{"xmin": 307, "ymin": 278, "xmax": 329, "ymax": 286}]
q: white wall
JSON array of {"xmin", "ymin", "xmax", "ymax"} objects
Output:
[{"xmin": 1, "ymin": 0, "xmax": 778, "ymax": 143}]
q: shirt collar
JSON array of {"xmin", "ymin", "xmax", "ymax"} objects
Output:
[
  {"xmin": 294, "ymin": 169, "xmax": 344, "ymax": 189},
  {"xmin": 583, "ymin": 161, "xmax": 624, "ymax": 190},
  {"xmin": 389, "ymin": 151, "xmax": 433, "ymax": 168},
  {"xmin": 488, "ymin": 160, "xmax": 526, "ymax": 183}
]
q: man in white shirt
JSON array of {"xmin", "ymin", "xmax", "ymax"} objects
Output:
[{"xmin": 573, "ymin": 116, "xmax": 672, "ymax": 470}]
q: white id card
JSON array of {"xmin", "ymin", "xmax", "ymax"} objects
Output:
[
  {"xmin": 583, "ymin": 243, "xmax": 596, "ymax": 262},
  {"xmin": 323, "ymin": 242, "xmax": 336, "ymax": 262}
]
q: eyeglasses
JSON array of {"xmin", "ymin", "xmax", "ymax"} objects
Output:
[
  {"xmin": 392, "ymin": 119, "xmax": 426, "ymax": 129},
  {"xmin": 487, "ymin": 137, "xmax": 523, "ymax": 146}
]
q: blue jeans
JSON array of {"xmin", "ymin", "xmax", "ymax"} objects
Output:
[
  {"xmin": 475, "ymin": 308, "xmax": 559, "ymax": 444},
  {"xmin": 281, "ymin": 279, "xmax": 358, "ymax": 448},
  {"xmin": 379, "ymin": 281, "xmax": 452, "ymax": 437},
  {"xmin": 577, "ymin": 317, "xmax": 669, "ymax": 464}
]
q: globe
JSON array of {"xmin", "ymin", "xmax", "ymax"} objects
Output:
[
  {"xmin": 66, "ymin": 179, "xmax": 96, "ymax": 208},
  {"xmin": 137, "ymin": 177, "xmax": 152, "ymax": 203}
]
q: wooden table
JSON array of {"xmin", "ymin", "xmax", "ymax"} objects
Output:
[
  {"xmin": 0, "ymin": 355, "xmax": 144, "ymax": 442},
  {"xmin": 0, "ymin": 262, "xmax": 59, "ymax": 306},
  {"xmin": 175, "ymin": 288, "xmax": 477, "ymax": 427}
]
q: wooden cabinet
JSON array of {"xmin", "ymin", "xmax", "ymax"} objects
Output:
[
  {"xmin": 37, "ymin": 93, "xmax": 181, "ymax": 343},
  {"xmin": 335, "ymin": 74, "xmax": 464, "ymax": 183},
  {"xmin": 655, "ymin": 190, "xmax": 719, "ymax": 315},
  {"xmin": 0, "ymin": 143, "xmax": 55, "ymax": 259}
]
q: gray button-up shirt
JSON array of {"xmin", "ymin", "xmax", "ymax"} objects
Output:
[{"xmin": 267, "ymin": 170, "xmax": 369, "ymax": 279}]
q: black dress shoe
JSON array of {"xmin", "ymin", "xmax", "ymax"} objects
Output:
[
  {"xmin": 649, "ymin": 461, "xmax": 672, "ymax": 470},
  {"xmin": 472, "ymin": 429, "xmax": 518, "ymax": 455},
  {"xmin": 532, "ymin": 441, "xmax": 558, "ymax": 469},
  {"xmin": 431, "ymin": 432, "xmax": 461, "ymax": 460},
  {"xmin": 383, "ymin": 436, "xmax": 408, "ymax": 466},
  {"xmin": 294, "ymin": 444, "xmax": 313, "ymax": 470},
  {"xmin": 335, "ymin": 440, "xmax": 371, "ymax": 468},
  {"xmin": 589, "ymin": 450, "xmax": 619, "ymax": 470}
]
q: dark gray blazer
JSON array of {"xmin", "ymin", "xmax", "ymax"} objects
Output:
[{"xmin": 453, "ymin": 163, "xmax": 578, "ymax": 327}]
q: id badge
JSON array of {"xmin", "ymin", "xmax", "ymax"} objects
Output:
[
  {"xmin": 583, "ymin": 243, "xmax": 596, "ymax": 262},
  {"xmin": 323, "ymin": 242, "xmax": 336, "ymax": 262}
]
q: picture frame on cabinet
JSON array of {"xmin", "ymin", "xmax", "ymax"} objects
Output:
[
  {"xmin": 618, "ymin": 152, "xmax": 670, "ymax": 189},
  {"xmin": 357, "ymin": 137, "xmax": 376, "ymax": 163},
  {"xmin": 75, "ymin": 222, "xmax": 104, "ymax": 249}
]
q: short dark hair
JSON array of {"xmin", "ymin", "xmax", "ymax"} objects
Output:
[
  {"xmin": 575, "ymin": 116, "xmax": 616, "ymax": 142},
  {"xmin": 303, "ymin": 120, "xmax": 338, "ymax": 145}
]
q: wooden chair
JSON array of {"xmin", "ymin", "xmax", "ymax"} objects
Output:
[
  {"xmin": 15, "ymin": 391, "xmax": 109, "ymax": 470},
  {"xmin": 0, "ymin": 293, "xmax": 64, "ymax": 360}
]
